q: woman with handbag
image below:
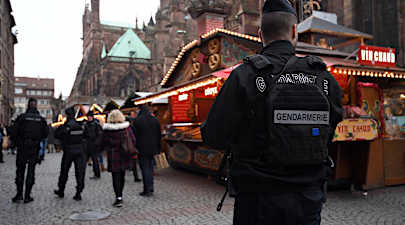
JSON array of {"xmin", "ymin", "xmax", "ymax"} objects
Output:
[{"xmin": 100, "ymin": 110, "xmax": 136, "ymax": 207}]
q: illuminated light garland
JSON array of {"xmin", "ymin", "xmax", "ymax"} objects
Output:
[
  {"xmin": 338, "ymin": 69, "xmax": 342, "ymax": 74},
  {"xmin": 327, "ymin": 67, "xmax": 331, "ymax": 72},
  {"xmin": 136, "ymin": 77, "xmax": 222, "ymax": 105},
  {"xmin": 361, "ymin": 71, "xmax": 365, "ymax": 76},
  {"xmin": 161, "ymin": 29, "xmax": 263, "ymax": 86},
  {"xmin": 343, "ymin": 70, "xmax": 347, "ymax": 75},
  {"xmin": 333, "ymin": 69, "xmax": 338, "ymax": 73},
  {"xmin": 348, "ymin": 70, "xmax": 352, "ymax": 75}
]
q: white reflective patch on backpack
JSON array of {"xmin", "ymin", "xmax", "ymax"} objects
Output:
[
  {"xmin": 276, "ymin": 73, "xmax": 316, "ymax": 85},
  {"xmin": 70, "ymin": 130, "xmax": 84, "ymax": 135},
  {"xmin": 274, "ymin": 110, "xmax": 330, "ymax": 125},
  {"xmin": 256, "ymin": 76, "xmax": 267, "ymax": 93}
]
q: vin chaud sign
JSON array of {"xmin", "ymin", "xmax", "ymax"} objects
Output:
[{"xmin": 358, "ymin": 45, "xmax": 396, "ymax": 67}]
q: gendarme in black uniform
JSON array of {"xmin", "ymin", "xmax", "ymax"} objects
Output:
[
  {"xmin": 201, "ymin": 1, "xmax": 343, "ymax": 224},
  {"xmin": 54, "ymin": 107, "xmax": 87, "ymax": 201},
  {"xmin": 11, "ymin": 98, "xmax": 48, "ymax": 203}
]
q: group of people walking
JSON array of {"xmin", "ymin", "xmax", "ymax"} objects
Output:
[{"xmin": 9, "ymin": 97, "xmax": 161, "ymax": 207}]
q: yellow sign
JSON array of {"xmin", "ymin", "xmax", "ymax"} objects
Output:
[{"xmin": 333, "ymin": 119, "xmax": 378, "ymax": 142}]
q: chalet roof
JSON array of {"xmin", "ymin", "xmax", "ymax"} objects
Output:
[
  {"xmin": 107, "ymin": 29, "xmax": 151, "ymax": 60},
  {"xmin": 160, "ymin": 28, "xmax": 354, "ymax": 87},
  {"xmin": 298, "ymin": 16, "xmax": 373, "ymax": 39}
]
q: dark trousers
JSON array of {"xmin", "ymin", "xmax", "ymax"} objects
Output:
[
  {"xmin": 86, "ymin": 152, "xmax": 100, "ymax": 178},
  {"xmin": 57, "ymin": 151, "xmax": 86, "ymax": 193},
  {"xmin": 112, "ymin": 171, "xmax": 125, "ymax": 198},
  {"xmin": 139, "ymin": 155, "xmax": 154, "ymax": 192},
  {"xmin": 233, "ymin": 190, "xmax": 324, "ymax": 225},
  {"xmin": 0, "ymin": 148, "xmax": 3, "ymax": 161},
  {"xmin": 15, "ymin": 154, "xmax": 37, "ymax": 197},
  {"xmin": 132, "ymin": 158, "xmax": 140, "ymax": 180}
]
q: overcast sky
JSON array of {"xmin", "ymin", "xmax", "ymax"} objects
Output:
[{"xmin": 11, "ymin": 0, "xmax": 160, "ymax": 97}]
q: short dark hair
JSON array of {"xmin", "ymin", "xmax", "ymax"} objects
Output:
[
  {"xmin": 261, "ymin": 12, "xmax": 297, "ymax": 45},
  {"xmin": 28, "ymin": 98, "xmax": 37, "ymax": 109}
]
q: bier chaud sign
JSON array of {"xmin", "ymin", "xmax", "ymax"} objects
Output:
[
  {"xmin": 333, "ymin": 119, "xmax": 378, "ymax": 142},
  {"xmin": 358, "ymin": 45, "xmax": 396, "ymax": 67}
]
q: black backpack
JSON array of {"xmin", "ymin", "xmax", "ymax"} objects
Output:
[
  {"xmin": 245, "ymin": 55, "xmax": 331, "ymax": 166},
  {"xmin": 65, "ymin": 120, "xmax": 85, "ymax": 146}
]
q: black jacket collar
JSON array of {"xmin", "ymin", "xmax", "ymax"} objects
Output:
[
  {"xmin": 261, "ymin": 40, "xmax": 296, "ymax": 59},
  {"xmin": 26, "ymin": 108, "xmax": 40, "ymax": 114}
]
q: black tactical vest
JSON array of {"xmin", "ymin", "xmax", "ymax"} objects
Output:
[
  {"xmin": 20, "ymin": 113, "xmax": 45, "ymax": 141},
  {"xmin": 65, "ymin": 120, "xmax": 85, "ymax": 146},
  {"xmin": 241, "ymin": 55, "xmax": 331, "ymax": 166}
]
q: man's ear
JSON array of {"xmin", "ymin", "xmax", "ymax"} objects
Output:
[{"xmin": 292, "ymin": 24, "xmax": 297, "ymax": 41}]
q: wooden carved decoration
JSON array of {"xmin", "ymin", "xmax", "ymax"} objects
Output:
[
  {"xmin": 209, "ymin": 54, "xmax": 221, "ymax": 71},
  {"xmin": 191, "ymin": 48, "xmax": 200, "ymax": 62},
  {"xmin": 191, "ymin": 62, "xmax": 201, "ymax": 78},
  {"xmin": 208, "ymin": 38, "xmax": 221, "ymax": 71},
  {"xmin": 208, "ymin": 39, "xmax": 221, "ymax": 54},
  {"xmin": 304, "ymin": 0, "xmax": 322, "ymax": 17},
  {"xmin": 191, "ymin": 48, "xmax": 201, "ymax": 78}
]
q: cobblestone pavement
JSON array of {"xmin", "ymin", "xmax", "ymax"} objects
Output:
[{"xmin": 1, "ymin": 152, "xmax": 405, "ymax": 225}]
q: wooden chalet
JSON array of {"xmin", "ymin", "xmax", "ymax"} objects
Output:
[{"xmin": 134, "ymin": 14, "xmax": 405, "ymax": 189}]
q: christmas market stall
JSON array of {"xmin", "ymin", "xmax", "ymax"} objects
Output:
[
  {"xmin": 132, "ymin": 28, "xmax": 356, "ymax": 175},
  {"xmin": 134, "ymin": 25, "xmax": 405, "ymax": 188},
  {"xmin": 297, "ymin": 13, "xmax": 405, "ymax": 189}
]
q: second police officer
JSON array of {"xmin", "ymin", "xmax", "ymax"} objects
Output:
[
  {"xmin": 54, "ymin": 107, "xmax": 87, "ymax": 201},
  {"xmin": 201, "ymin": 0, "xmax": 343, "ymax": 224},
  {"xmin": 84, "ymin": 111, "xmax": 102, "ymax": 179},
  {"xmin": 11, "ymin": 98, "xmax": 49, "ymax": 203}
]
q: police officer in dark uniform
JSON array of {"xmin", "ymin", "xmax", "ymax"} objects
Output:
[
  {"xmin": 54, "ymin": 107, "xmax": 87, "ymax": 201},
  {"xmin": 84, "ymin": 111, "xmax": 102, "ymax": 179},
  {"xmin": 11, "ymin": 98, "xmax": 49, "ymax": 203},
  {"xmin": 201, "ymin": 0, "xmax": 343, "ymax": 224}
]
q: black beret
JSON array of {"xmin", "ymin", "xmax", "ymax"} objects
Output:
[
  {"xmin": 262, "ymin": 0, "xmax": 297, "ymax": 17},
  {"xmin": 65, "ymin": 107, "xmax": 75, "ymax": 117}
]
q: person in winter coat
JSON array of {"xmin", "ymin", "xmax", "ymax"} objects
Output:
[
  {"xmin": 84, "ymin": 111, "xmax": 102, "ymax": 179},
  {"xmin": 133, "ymin": 104, "xmax": 161, "ymax": 197},
  {"xmin": 101, "ymin": 110, "xmax": 135, "ymax": 207},
  {"xmin": 127, "ymin": 111, "xmax": 141, "ymax": 182}
]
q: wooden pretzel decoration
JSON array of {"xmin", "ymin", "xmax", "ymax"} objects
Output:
[
  {"xmin": 191, "ymin": 48, "xmax": 200, "ymax": 62},
  {"xmin": 208, "ymin": 54, "xmax": 221, "ymax": 71},
  {"xmin": 191, "ymin": 62, "xmax": 201, "ymax": 77},
  {"xmin": 208, "ymin": 39, "xmax": 221, "ymax": 54}
]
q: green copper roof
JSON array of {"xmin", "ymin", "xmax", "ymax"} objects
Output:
[
  {"xmin": 101, "ymin": 43, "xmax": 107, "ymax": 59},
  {"xmin": 107, "ymin": 29, "xmax": 151, "ymax": 59}
]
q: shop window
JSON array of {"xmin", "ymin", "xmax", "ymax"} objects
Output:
[
  {"xmin": 15, "ymin": 88, "xmax": 22, "ymax": 94},
  {"xmin": 384, "ymin": 90, "xmax": 405, "ymax": 139}
]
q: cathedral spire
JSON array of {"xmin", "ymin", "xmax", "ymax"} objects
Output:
[{"xmin": 148, "ymin": 16, "xmax": 155, "ymax": 26}]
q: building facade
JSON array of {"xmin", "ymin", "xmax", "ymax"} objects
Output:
[
  {"xmin": 68, "ymin": 0, "xmax": 405, "ymax": 107},
  {"xmin": 0, "ymin": 0, "xmax": 17, "ymax": 125},
  {"xmin": 14, "ymin": 77, "xmax": 55, "ymax": 124}
]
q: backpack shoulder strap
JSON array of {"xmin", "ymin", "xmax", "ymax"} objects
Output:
[
  {"xmin": 244, "ymin": 54, "xmax": 273, "ymax": 72},
  {"xmin": 268, "ymin": 56, "xmax": 298, "ymax": 91}
]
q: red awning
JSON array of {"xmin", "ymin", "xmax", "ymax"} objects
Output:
[{"xmin": 212, "ymin": 64, "xmax": 241, "ymax": 79}]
